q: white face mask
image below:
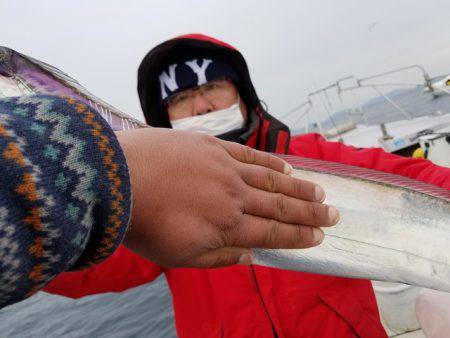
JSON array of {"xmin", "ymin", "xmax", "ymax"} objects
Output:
[{"xmin": 170, "ymin": 101, "xmax": 245, "ymax": 136}]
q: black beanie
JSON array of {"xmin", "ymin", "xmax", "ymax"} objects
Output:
[{"xmin": 157, "ymin": 56, "xmax": 240, "ymax": 105}]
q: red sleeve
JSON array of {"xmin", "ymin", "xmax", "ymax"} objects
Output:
[
  {"xmin": 44, "ymin": 245, "xmax": 163, "ymax": 299},
  {"xmin": 288, "ymin": 133, "xmax": 450, "ymax": 189}
]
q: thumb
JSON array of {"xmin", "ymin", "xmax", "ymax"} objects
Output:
[{"xmin": 188, "ymin": 248, "xmax": 253, "ymax": 268}]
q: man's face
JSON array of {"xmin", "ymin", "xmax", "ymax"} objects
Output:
[{"xmin": 166, "ymin": 77, "xmax": 248, "ymax": 121}]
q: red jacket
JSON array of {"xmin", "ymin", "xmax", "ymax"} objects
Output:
[{"xmin": 45, "ymin": 134, "xmax": 450, "ymax": 338}]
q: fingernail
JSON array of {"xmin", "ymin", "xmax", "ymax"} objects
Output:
[
  {"xmin": 314, "ymin": 186, "xmax": 326, "ymax": 202},
  {"xmin": 284, "ymin": 163, "xmax": 293, "ymax": 175},
  {"xmin": 238, "ymin": 253, "xmax": 253, "ymax": 266},
  {"xmin": 328, "ymin": 206, "xmax": 340, "ymax": 223},
  {"xmin": 313, "ymin": 228, "xmax": 324, "ymax": 244}
]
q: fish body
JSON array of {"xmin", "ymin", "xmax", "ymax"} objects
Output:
[
  {"xmin": 2, "ymin": 47, "xmax": 450, "ymax": 293},
  {"xmin": 254, "ymin": 156, "xmax": 450, "ymax": 292}
]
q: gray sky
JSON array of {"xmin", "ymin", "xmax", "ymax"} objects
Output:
[{"xmin": 2, "ymin": 0, "xmax": 450, "ymax": 128}]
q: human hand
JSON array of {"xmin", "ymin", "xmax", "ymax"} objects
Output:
[{"xmin": 116, "ymin": 128, "xmax": 339, "ymax": 268}]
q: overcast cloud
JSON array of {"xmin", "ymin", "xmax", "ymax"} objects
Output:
[{"xmin": 2, "ymin": 0, "xmax": 450, "ymax": 128}]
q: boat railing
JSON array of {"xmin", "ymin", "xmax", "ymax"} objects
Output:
[{"xmin": 283, "ymin": 65, "xmax": 438, "ymax": 139}]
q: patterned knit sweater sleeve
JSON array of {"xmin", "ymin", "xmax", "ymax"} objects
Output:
[{"xmin": 0, "ymin": 94, "xmax": 132, "ymax": 309}]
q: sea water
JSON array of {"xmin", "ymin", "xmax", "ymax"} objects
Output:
[{"xmin": 0, "ymin": 276, "xmax": 176, "ymax": 338}]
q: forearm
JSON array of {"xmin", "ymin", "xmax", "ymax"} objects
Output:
[{"xmin": 0, "ymin": 95, "xmax": 131, "ymax": 309}]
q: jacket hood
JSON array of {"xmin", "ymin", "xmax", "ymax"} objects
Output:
[{"xmin": 137, "ymin": 33, "xmax": 290, "ymax": 153}]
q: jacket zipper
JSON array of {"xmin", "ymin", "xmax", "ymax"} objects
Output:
[{"xmin": 250, "ymin": 265, "xmax": 278, "ymax": 338}]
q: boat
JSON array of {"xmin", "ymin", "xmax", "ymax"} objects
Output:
[{"xmin": 283, "ymin": 65, "xmax": 450, "ymax": 168}]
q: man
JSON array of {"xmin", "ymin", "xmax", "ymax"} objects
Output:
[{"xmin": 46, "ymin": 34, "xmax": 450, "ymax": 337}]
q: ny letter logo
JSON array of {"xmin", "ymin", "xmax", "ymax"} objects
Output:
[{"xmin": 159, "ymin": 59, "xmax": 213, "ymax": 99}]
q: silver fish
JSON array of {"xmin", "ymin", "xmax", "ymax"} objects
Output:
[
  {"xmin": 254, "ymin": 155, "xmax": 450, "ymax": 292},
  {"xmin": 3, "ymin": 47, "xmax": 450, "ymax": 293}
]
